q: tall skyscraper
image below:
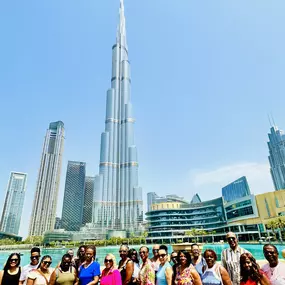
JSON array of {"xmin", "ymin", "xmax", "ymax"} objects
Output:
[
  {"xmin": 0, "ymin": 172, "xmax": 27, "ymax": 235},
  {"xmin": 83, "ymin": 176, "xmax": 95, "ymax": 225},
  {"xmin": 29, "ymin": 121, "xmax": 64, "ymax": 236},
  {"xmin": 93, "ymin": 0, "xmax": 143, "ymax": 232},
  {"xmin": 268, "ymin": 126, "xmax": 285, "ymax": 190},
  {"xmin": 222, "ymin": 176, "xmax": 251, "ymax": 202},
  {"xmin": 61, "ymin": 161, "xmax": 86, "ymax": 231}
]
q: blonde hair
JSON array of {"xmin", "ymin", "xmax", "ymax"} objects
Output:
[{"xmin": 105, "ymin": 253, "xmax": 117, "ymax": 268}]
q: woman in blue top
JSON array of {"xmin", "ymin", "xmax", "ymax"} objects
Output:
[
  {"xmin": 78, "ymin": 245, "xmax": 100, "ymax": 285},
  {"xmin": 156, "ymin": 245, "xmax": 172, "ymax": 285}
]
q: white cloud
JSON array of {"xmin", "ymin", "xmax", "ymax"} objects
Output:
[{"xmin": 186, "ymin": 162, "xmax": 274, "ymax": 200}]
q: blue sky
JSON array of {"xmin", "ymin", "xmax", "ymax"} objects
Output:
[{"xmin": 1, "ymin": 0, "xmax": 285, "ymax": 238}]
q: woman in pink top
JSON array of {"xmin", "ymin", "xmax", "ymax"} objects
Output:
[{"xmin": 100, "ymin": 254, "xmax": 122, "ymax": 285}]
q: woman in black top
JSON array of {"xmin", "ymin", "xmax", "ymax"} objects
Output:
[
  {"xmin": 0, "ymin": 252, "xmax": 21, "ymax": 285},
  {"xmin": 118, "ymin": 245, "xmax": 134, "ymax": 285}
]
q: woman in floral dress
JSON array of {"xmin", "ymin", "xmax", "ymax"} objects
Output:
[{"xmin": 138, "ymin": 246, "xmax": 155, "ymax": 285}]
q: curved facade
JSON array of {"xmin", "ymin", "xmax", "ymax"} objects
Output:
[{"xmin": 146, "ymin": 197, "xmax": 227, "ymax": 242}]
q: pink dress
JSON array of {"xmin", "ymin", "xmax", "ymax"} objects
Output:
[{"xmin": 100, "ymin": 268, "xmax": 122, "ymax": 285}]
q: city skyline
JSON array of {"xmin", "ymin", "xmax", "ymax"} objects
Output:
[{"xmin": 1, "ymin": 0, "xmax": 285, "ymax": 237}]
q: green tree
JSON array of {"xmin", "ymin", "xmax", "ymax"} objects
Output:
[{"xmin": 266, "ymin": 220, "xmax": 278, "ymax": 240}]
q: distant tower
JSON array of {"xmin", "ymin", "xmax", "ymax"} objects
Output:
[
  {"xmin": 61, "ymin": 161, "xmax": 86, "ymax": 231},
  {"xmin": 268, "ymin": 126, "xmax": 285, "ymax": 190},
  {"xmin": 83, "ymin": 176, "xmax": 95, "ymax": 225},
  {"xmin": 147, "ymin": 192, "xmax": 158, "ymax": 212},
  {"xmin": 0, "ymin": 172, "xmax": 27, "ymax": 235},
  {"xmin": 93, "ymin": 0, "xmax": 143, "ymax": 232},
  {"xmin": 29, "ymin": 121, "xmax": 64, "ymax": 236},
  {"xmin": 222, "ymin": 176, "xmax": 251, "ymax": 202}
]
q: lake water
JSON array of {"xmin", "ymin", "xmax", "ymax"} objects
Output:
[{"xmin": 0, "ymin": 243, "xmax": 284, "ymax": 268}]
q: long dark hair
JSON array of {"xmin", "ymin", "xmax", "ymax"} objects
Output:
[
  {"xmin": 3, "ymin": 253, "xmax": 21, "ymax": 272},
  {"xmin": 37, "ymin": 255, "xmax": 52, "ymax": 269},
  {"xmin": 240, "ymin": 253, "xmax": 262, "ymax": 282},
  {"xmin": 128, "ymin": 248, "xmax": 139, "ymax": 264},
  {"xmin": 178, "ymin": 250, "xmax": 192, "ymax": 267}
]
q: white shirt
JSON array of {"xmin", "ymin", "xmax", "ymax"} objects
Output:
[
  {"xmin": 20, "ymin": 263, "xmax": 38, "ymax": 285},
  {"xmin": 262, "ymin": 262, "xmax": 285, "ymax": 285}
]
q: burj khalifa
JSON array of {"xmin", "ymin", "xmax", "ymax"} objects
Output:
[{"xmin": 93, "ymin": 0, "xmax": 143, "ymax": 233}]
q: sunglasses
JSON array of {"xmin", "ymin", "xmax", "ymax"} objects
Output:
[
  {"xmin": 31, "ymin": 256, "xmax": 40, "ymax": 260},
  {"xmin": 131, "ymin": 253, "xmax": 137, "ymax": 256},
  {"xmin": 104, "ymin": 259, "xmax": 113, "ymax": 263},
  {"xmin": 119, "ymin": 250, "xmax": 127, "ymax": 253},
  {"xmin": 227, "ymin": 237, "xmax": 236, "ymax": 241},
  {"xmin": 171, "ymin": 256, "xmax": 178, "ymax": 260},
  {"xmin": 153, "ymin": 249, "xmax": 159, "ymax": 252},
  {"xmin": 43, "ymin": 261, "xmax": 52, "ymax": 266},
  {"xmin": 139, "ymin": 251, "xmax": 147, "ymax": 254},
  {"xmin": 159, "ymin": 254, "xmax": 167, "ymax": 258},
  {"xmin": 10, "ymin": 258, "xmax": 19, "ymax": 262}
]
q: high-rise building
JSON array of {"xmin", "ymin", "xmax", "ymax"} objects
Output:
[
  {"xmin": 61, "ymin": 161, "xmax": 86, "ymax": 231},
  {"xmin": 268, "ymin": 126, "xmax": 285, "ymax": 190},
  {"xmin": 83, "ymin": 176, "xmax": 95, "ymax": 225},
  {"xmin": 222, "ymin": 176, "xmax": 251, "ymax": 202},
  {"xmin": 29, "ymin": 121, "xmax": 64, "ymax": 236},
  {"xmin": 0, "ymin": 172, "xmax": 27, "ymax": 235},
  {"xmin": 147, "ymin": 192, "xmax": 158, "ymax": 212},
  {"xmin": 54, "ymin": 217, "xmax": 62, "ymax": 230},
  {"xmin": 93, "ymin": 0, "xmax": 143, "ymax": 232}
]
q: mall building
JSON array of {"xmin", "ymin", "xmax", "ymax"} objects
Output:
[{"xmin": 146, "ymin": 177, "xmax": 285, "ymax": 244}]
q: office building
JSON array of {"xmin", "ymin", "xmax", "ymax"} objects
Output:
[
  {"xmin": 0, "ymin": 172, "xmax": 27, "ymax": 235},
  {"xmin": 83, "ymin": 176, "xmax": 95, "ymax": 225},
  {"xmin": 29, "ymin": 121, "xmax": 65, "ymax": 236},
  {"xmin": 93, "ymin": 0, "xmax": 143, "ymax": 233},
  {"xmin": 54, "ymin": 217, "xmax": 62, "ymax": 230},
  {"xmin": 61, "ymin": 161, "xmax": 86, "ymax": 231},
  {"xmin": 268, "ymin": 126, "xmax": 285, "ymax": 190},
  {"xmin": 222, "ymin": 176, "xmax": 251, "ymax": 202}
]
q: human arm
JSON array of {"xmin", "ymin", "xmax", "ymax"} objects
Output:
[
  {"xmin": 49, "ymin": 270, "xmax": 56, "ymax": 285},
  {"xmin": 260, "ymin": 273, "xmax": 271, "ymax": 285},
  {"xmin": 221, "ymin": 250, "xmax": 227, "ymax": 269},
  {"xmin": 165, "ymin": 267, "xmax": 173, "ymax": 285},
  {"xmin": 26, "ymin": 278, "xmax": 35, "ymax": 285},
  {"xmin": 73, "ymin": 268, "xmax": 78, "ymax": 285},
  {"xmin": 0, "ymin": 270, "xmax": 3, "ymax": 285},
  {"xmin": 191, "ymin": 268, "xmax": 202, "ymax": 285},
  {"xmin": 124, "ymin": 260, "xmax": 134, "ymax": 285},
  {"xmin": 219, "ymin": 266, "xmax": 232, "ymax": 285}
]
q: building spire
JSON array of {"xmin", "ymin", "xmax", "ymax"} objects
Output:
[{"xmin": 117, "ymin": 0, "xmax": 126, "ymax": 41}]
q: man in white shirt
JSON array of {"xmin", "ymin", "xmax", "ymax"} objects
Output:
[
  {"xmin": 262, "ymin": 244, "xmax": 285, "ymax": 285},
  {"xmin": 19, "ymin": 247, "xmax": 41, "ymax": 285},
  {"xmin": 221, "ymin": 232, "xmax": 249, "ymax": 285}
]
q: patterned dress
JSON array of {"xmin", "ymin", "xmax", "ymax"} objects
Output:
[
  {"xmin": 174, "ymin": 265, "xmax": 194, "ymax": 285},
  {"xmin": 139, "ymin": 259, "xmax": 155, "ymax": 285}
]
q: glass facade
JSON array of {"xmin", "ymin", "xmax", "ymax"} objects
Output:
[
  {"xmin": 29, "ymin": 121, "xmax": 65, "ymax": 236},
  {"xmin": 222, "ymin": 176, "xmax": 251, "ymax": 202},
  {"xmin": 61, "ymin": 161, "xmax": 86, "ymax": 231},
  {"xmin": 146, "ymin": 197, "xmax": 227, "ymax": 239},
  {"xmin": 225, "ymin": 195, "xmax": 258, "ymax": 222},
  {"xmin": 83, "ymin": 176, "xmax": 95, "ymax": 225},
  {"xmin": 0, "ymin": 172, "xmax": 27, "ymax": 235},
  {"xmin": 268, "ymin": 126, "xmax": 285, "ymax": 190}
]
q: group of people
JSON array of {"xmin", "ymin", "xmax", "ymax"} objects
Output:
[{"xmin": 0, "ymin": 231, "xmax": 284, "ymax": 285}]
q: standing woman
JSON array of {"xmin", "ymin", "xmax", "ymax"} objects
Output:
[
  {"xmin": 138, "ymin": 246, "xmax": 155, "ymax": 285},
  {"xmin": 49, "ymin": 254, "xmax": 78, "ymax": 285},
  {"xmin": 174, "ymin": 251, "xmax": 202, "ymax": 285},
  {"xmin": 156, "ymin": 245, "xmax": 173, "ymax": 285},
  {"xmin": 26, "ymin": 255, "xmax": 54, "ymax": 285},
  {"xmin": 0, "ymin": 253, "xmax": 21, "ymax": 285},
  {"xmin": 75, "ymin": 246, "xmax": 86, "ymax": 271},
  {"xmin": 118, "ymin": 245, "xmax": 134, "ymax": 285},
  {"xmin": 240, "ymin": 253, "xmax": 270, "ymax": 285},
  {"xmin": 201, "ymin": 250, "xmax": 231, "ymax": 285},
  {"xmin": 78, "ymin": 245, "xmax": 100, "ymax": 285},
  {"xmin": 129, "ymin": 249, "xmax": 140, "ymax": 284},
  {"xmin": 100, "ymin": 254, "xmax": 122, "ymax": 285}
]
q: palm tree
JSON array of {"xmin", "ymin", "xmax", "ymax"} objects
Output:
[{"xmin": 266, "ymin": 220, "xmax": 279, "ymax": 240}]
